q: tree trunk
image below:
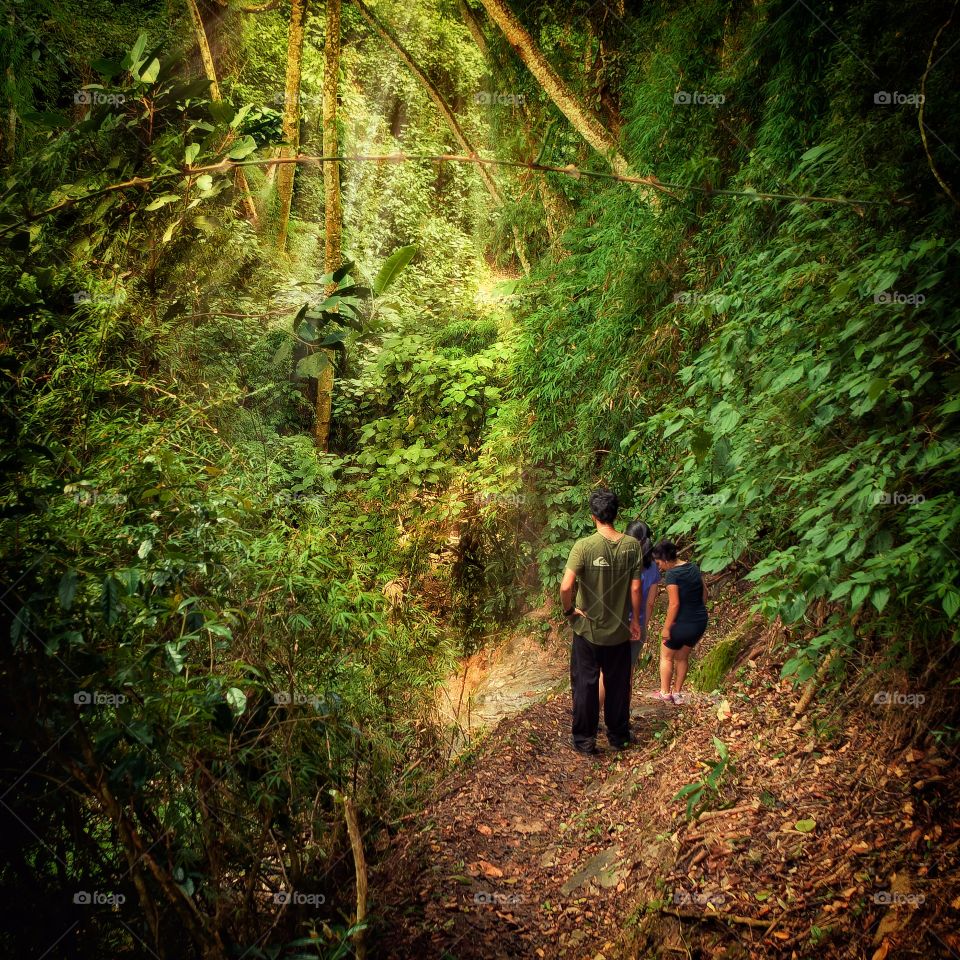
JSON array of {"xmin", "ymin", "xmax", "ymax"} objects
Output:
[
  {"xmin": 353, "ymin": 0, "xmax": 530, "ymax": 274},
  {"xmin": 315, "ymin": 0, "xmax": 342, "ymax": 450},
  {"xmin": 276, "ymin": 0, "xmax": 310, "ymax": 252},
  {"xmin": 458, "ymin": 0, "xmax": 489, "ymax": 61},
  {"xmin": 335, "ymin": 791, "xmax": 368, "ymax": 960},
  {"xmin": 185, "ymin": 0, "xmax": 259, "ymax": 224},
  {"xmin": 476, "ymin": 0, "xmax": 632, "ymax": 177},
  {"xmin": 459, "ymin": 0, "xmax": 571, "ymax": 249},
  {"xmin": 4, "ymin": 68, "xmax": 15, "ymax": 161}
]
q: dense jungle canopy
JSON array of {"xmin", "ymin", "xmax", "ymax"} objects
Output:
[{"xmin": 1, "ymin": 0, "xmax": 958, "ymax": 957}]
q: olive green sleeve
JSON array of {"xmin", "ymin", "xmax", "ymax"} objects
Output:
[{"xmin": 565, "ymin": 540, "xmax": 584, "ymax": 574}]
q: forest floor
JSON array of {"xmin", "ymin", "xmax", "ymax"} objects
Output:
[{"xmin": 371, "ymin": 590, "xmax": 960, "ymax": 959}]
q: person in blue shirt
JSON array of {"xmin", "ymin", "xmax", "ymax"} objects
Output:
[{"xmin": 599, "ymin": 520, "xmax": 660, "ymax": 716}]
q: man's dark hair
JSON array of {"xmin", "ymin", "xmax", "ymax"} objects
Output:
[
  {"xmin": 589, "ymin": 488, "xmax": 619, "ymax": 524},
  {"xmin": 652, "ymin": 539, "xmax": 678, "ymax": 562}
]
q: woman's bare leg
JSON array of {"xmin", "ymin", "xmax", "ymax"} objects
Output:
[
  {"xmin": 672, "ymin": 646, "xmax": 691, "ymax": 693},
  {"xmin": 659, "ymin": 645, "xmax": 674, "ymax": 696}
]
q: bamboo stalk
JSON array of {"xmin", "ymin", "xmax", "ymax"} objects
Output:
[{"xmin": 333, "ymin": 790, "xmax": 368, "ymax": 960}]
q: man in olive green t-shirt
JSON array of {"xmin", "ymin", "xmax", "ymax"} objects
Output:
[{"xmin": 560, "ymin": 489, "xmax": 643, "ymax": 754}]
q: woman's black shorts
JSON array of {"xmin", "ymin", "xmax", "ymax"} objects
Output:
[{"xmin": 664, "ymin": 620, "xmax": 707, "ymax": 650}]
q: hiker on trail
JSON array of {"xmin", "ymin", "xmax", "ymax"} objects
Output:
[
  {"xmin": 599, "ymin": 520, "xmax": 660, "ymax": 716},
  {"xmin": 652, "ymin": 539, "xmax": 708, "ymax": 704},
  {"xmin": 560, "ymin": 489, "xmax": 643, "ymax": 755}
]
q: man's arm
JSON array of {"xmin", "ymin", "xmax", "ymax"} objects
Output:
[
  {"xmin": 630, "ymin": 579, "xmax": 642, "ymax": 641},
  {"xmin": 560, "ymin": 568, "xmax": 578, "ymax": 616}
]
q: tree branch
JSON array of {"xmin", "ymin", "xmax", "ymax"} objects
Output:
[
  {"xmin": 0, "ymin": 152, "xmax": 908, "ymax": 238},
  {"xmin": 919, "ymin": 0, "xmax": 959, "ymax": 208}
]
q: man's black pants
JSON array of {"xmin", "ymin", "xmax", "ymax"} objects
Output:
[{"xmin": 571, "ymin": 633, "xmax": 631, "ymax": 749}]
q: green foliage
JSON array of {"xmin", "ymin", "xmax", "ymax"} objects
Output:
[
  {"xmin": 335, "ymin": 335, "xmax": 504, "ymax": 493},
  {"xmin": 433, "ymin": 315, "xmax": 500, "ymax": 355},
  {"xmin": 499, "ymin": 0, "xmax": 960, "ymax": 678},
  {"xmin": 673, "ymin": 737, "xmax": 732, "ymax": 818},
  {"xmin": 0, "ymin": 27, "xmax": 458, "ymax": 960}
]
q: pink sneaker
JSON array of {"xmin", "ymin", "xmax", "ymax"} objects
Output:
[{"xmin": 657, "ymin": 691, "xmax": 675, "ymax": 704}]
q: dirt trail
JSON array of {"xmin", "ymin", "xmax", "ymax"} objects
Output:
[
  {"xmin": 372, "ymin": 607, "xmax": 960, "ymax": 959},
  {"xmin": 375, "ymin": 689, "xmax": 674, "ymax": 959}
]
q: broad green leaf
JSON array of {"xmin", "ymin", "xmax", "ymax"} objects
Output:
[
  {"xmin": 140, "ymin": 58, "xmax": 160, "ymax": 83},
  {"xmin": 943, "ymin": 589, "xmax": 960, "ymax": 618},
  {"xmin": 227, "ymin": 135, "xmax": 257, "ymax": 160},
  {"xmin": 296, "ymin": 352, "xmax": 330, "ymax": 379},
  {"xmin": 225, "ymin": 687, "xmax": 247, "ymax": 715},
  {"xmin": 122, "ymin": 32, "xmax": 148, "ymax": 72},
  {"xmin": 101, "ymin": 576, "xmax": 120, "ymax": 625},
  {"xmin": 871, "ymin": 587, "xmax": 890, "ymax": 612},
  {"xmin": 165, "ymin": 642, "xmax": 186, "ymax": 674},
  {"xmin": 91, "ymin": 58, "xmax": 124, "ymax": 78},
  {"xmin": 58, "ymin": 571, "xmax": 78, "ymax": 610},
  {"xmin": 332, "ymin": 261, "xmax": 355, "ymax": 285},
  {"xmin": 373, "ymin": 244, "xmax": 417, "ymax": 295}
]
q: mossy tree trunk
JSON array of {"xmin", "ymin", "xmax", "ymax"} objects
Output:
[
  {"xmin": 315, "ymin": 0, "xmax": 342, "ymax": 450},
  {"xmin": 476, "ymin": 0, "xmax": 632, "ymax": 177},
  {"xmin": 185, "ymin": 0, "xmax": 258, "ymax": 225},
  {"xmin": 276, "ymin": 0, "xmax": 309, "ymax": 252}
]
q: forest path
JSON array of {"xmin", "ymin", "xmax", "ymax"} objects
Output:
[
  {"xmin": 374, "ymin": 688, "xmax": 676, "ymax": 959},
  {"xmin": 371, "ymin": 603, "xmax": 704, "ymax": 960},
  {"xmin": 371, "ymin": 600, "xmax": 956, "ymax": 959}
]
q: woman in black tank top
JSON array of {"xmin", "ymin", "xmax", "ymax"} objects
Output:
[{"xmin": 651, "ymin": 539, "xmax": 708, "ymax": 704}]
